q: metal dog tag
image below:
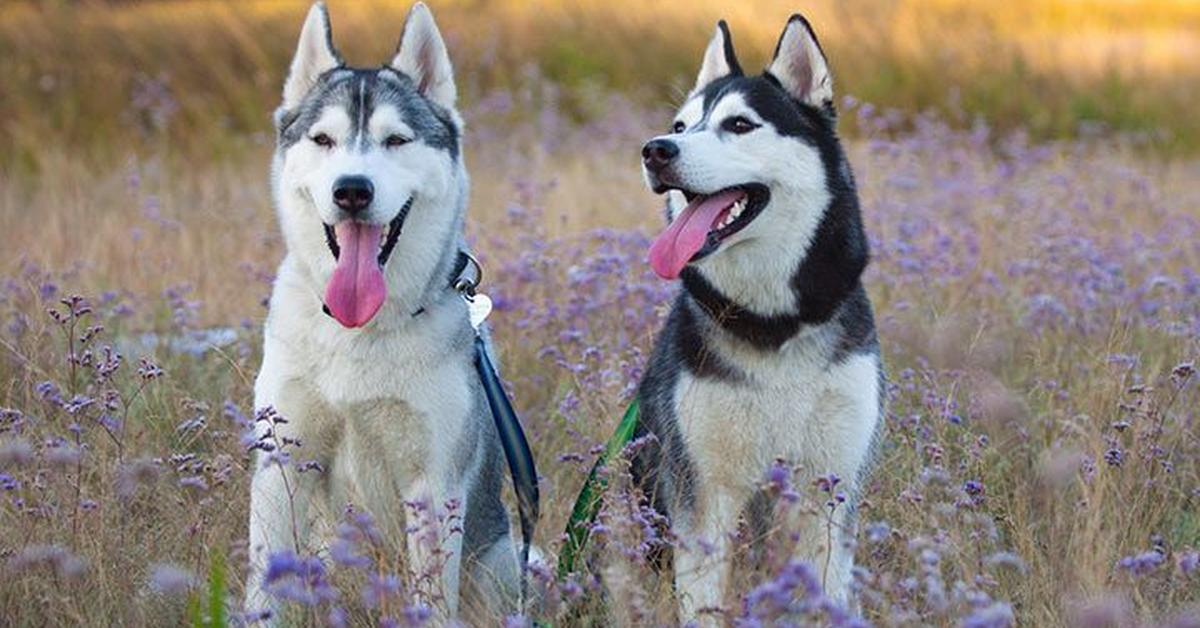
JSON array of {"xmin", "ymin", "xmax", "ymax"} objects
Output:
[{"xmin": 467, "ymin": 293, "xmax": 493, "ymax": 330}]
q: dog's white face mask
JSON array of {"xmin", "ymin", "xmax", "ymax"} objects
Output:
[
  {"xmin": 272, "ymin": 2, "xmax": 465, "ymax": 328},
  {"xmin": 640, "ymin": 18, "xmax": 836, "ymax": 284}
]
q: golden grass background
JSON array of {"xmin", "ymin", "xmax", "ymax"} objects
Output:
[
  {"xmin": 3, "ymin": 0, "xmax": 1199, "ymax": 317},
  {"xmin": 3, "ymin": 0, "xmax": 1200, "ymax": 172},
  {"xmin": 0, "ymin": 1, "xmax": 1198, "ymax": 625}
]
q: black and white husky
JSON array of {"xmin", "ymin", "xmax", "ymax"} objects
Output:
[
  {"xmin": 633, "ymin": 16, "xmax": 882, "ymax": 618},
  {"xmin": 246, "ymin": 2, "xmax": 517, "ymax": 618}
]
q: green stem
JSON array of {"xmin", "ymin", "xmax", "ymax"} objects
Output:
[{"xmin": 556, "ymin": 399, "xmax": 640, "ymax": 580}]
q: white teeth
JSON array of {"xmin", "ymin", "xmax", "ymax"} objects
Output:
[{"xmin": 716, "ymin": 199, "xmax": 745, "ymax": 230}]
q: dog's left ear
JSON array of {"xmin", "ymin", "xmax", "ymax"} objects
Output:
[
  {"xmin": 282, "ymin": 3, "xmax": 342, "ymax": 110},
  {"xmin": 391, "ymin": 2, "xmax": 456, "ymax": 109},
  {"xmin": 766, "ymin": 15, "xmax": 833, "ymax": 112},
  {"xmin": 692, "ymin": 20, "xmax": 742, "ymax": 95}
]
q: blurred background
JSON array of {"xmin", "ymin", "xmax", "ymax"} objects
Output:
[
  {"xmin": 4, "ymin": 0, "xmax": 1200, "ymax": 166},
  {"xmin": 1, "ymin": 1, "xmax": 1198, "ymax": 626},
  {"xmin": 3, "ymin": 0, "xmax": 1199, "ymax": 320}
]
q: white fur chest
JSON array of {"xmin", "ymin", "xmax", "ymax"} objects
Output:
[
  {"xmin": 255, "ymin": 265, "xmax": 476, "ymax": 487},
  {"xmin": 268, "ymin": 298, "xmax": 470, "ymax": 403},
  {"xmin": 672, "ymin": 337, "xmax": 880, "ymax": 501}
]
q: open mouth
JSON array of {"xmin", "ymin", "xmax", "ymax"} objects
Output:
[
  {"xmin": 323, "ymin": 197, "xmax": 412, "ymax": 266},
  {"xmin": 321, "ymin": 197, "xmax": 413, "ymax": 328},
  {"xmin": 648, "ymin": 183, "xmax": 769, "ymax": 279}
]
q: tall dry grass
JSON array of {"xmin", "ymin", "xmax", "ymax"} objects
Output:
[
  {"xmin": 1, "ymin": 1, "xmax": 1198, "ymax": 626},
  {"xmin": 2, "ymin": 0, "xmax": 1200, "ymax": 175},
  {"xmin": 2, "ymin": 93, "xmax": 1199, "ymax": 624}
]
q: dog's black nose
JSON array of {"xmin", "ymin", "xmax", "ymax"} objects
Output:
[
  {"xmin": 333, "ymin": 175, "xmax": 374, "ymax": 213},
  {"xmin": 641, "ymin": 139, "xmax": 679, "ymax": 172}
]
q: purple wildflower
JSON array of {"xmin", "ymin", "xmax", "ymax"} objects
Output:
[
  {"xmin": 1178, "ymin": 551, "xmax": 1200, "ymax": 576},
  {"xmin": 1117, "ymin": 550, "xmax": 1165, "ymax": 576},
  {"xmin": 263, "ymin": 550, "xmax": 337, "ymax": 606},
  {"xmin": 960, "ymin": 602, "xmax": 1015, "ymax": 628},
  {"xmin": 148, "ymin": 563, "xmax": 197, "ymax": 595}
]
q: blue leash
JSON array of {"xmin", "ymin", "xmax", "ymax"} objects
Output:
[
  {"xmin": 474, "ymin": 335, "xmax": 540, "ymax": 605},
  {"xmin": 458, "ymin": 254, "xmax": 539, "ymax": 609}
]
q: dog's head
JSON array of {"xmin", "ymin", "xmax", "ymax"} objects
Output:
[
  {"xmin": 642, "ymin": 16, "xmax": 843, "ymax": 283},
  {"xmin": 273, "ymin": 2, "xmax": 465, "ymax": 328}
]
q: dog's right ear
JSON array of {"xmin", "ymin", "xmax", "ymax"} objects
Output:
[
  {"xmin": 692, "ymin": 20, "xmax": 742, "ymax": 95},
  {"xmin": 281, "ymin": 3, "xmax": 341, "ymax": 110},
  {"xmin": 391, "ymin": 2, "xmax": 457, "ymax": 110},
  {"xmin": 766, "ymin": 15, "xmax": 833, "ymax": 112}
]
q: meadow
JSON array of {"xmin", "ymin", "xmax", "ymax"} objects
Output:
[{"xmin": 1, "ymin": 0, "xmax": 1199, "ymax": 626}]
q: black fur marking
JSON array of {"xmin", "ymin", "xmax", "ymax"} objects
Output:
[
  {"xmin": 316, "ymin": 4, "xmax": 344, "ymax": 67},
  {"xmin": 743, "ymin": 489, "xmax": 775, "ymax": 556},
  {"xmin": 674, "ymin": 297, "xmax": 744, "ymax": 381},
  {"xmin": 631, "ymin": 322, "xmax": 702, "ymax": 521},
  {"xmin": 376, "ymin": 197, "xmax": 413, "ymax": 266},
  {"xmin": 787, "ymin": 132, "xmax": 869, "ymax": 324},
  {"xmin": 699, "ymin": 74, "xmax": 746, "ymax": 120},
  {"xmin": 323, "ymin": 223, "xmax": 340, "ymax": 260},
  {"xmin": 276, "ymin": 108, "xmax": 300, "ymax": 137},
  {"xmin": 695, "ymin": 74, "xmax": 835, "ymax": 140},
  {"xmin": 716, "ymin": 20, "xmax": 743, "ymax": 77},
  {"xmin": 831, "ymin": 285, "xmax": 879, "ymax": 363},
  {"xmin": 680, "ymin": 268, "xmax": 803, "ymax": 351}
]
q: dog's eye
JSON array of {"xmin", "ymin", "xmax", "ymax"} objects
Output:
[
  {"xmin": 384, "ymin": 134, "xmax": 411, "ymax": 148},
  {"xmin": 722, "ymin": 116, "xmax": 759, "ymax": 135},
  {"xmin": 311, "ymin": 133, "xmax": 335, "ymax": 148},
  {"xmin": 671, "ymin": 121, "xmax": 686, "ymax": 134}
]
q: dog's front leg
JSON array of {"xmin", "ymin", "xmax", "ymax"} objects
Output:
[
  {"xmin": 674, "ymin": 490, "xmax": 739, "ymax": 625},
  {"xmin": 245, "ymin": 455, "xmax": 317, "ymax": 620},
  {"xmin": 785, "ymin": 493, "xmax": 857, "ymax": 606},
  {"xmin": 402, "ymin": 477, "xmax": 466, "ymax": 618}
]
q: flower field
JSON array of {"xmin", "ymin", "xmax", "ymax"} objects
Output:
[{"xmin": 1, "ymin": 1, "xmax": 1198, "ymax": 626}]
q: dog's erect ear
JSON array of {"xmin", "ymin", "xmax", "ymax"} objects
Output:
[
  {"xmin": 391, "ymin": 2, "xmax": 456, "ymax": 109},
  {"xmin": 692, "ymin": 20, "xmax": 742, "ymax": 95},
  {"xmin": 282, "ymin": 3, "xmax": 341, "ymax": 110},
  {"xmin": 767, "ymin": 15, "xmax": 833, "ymax": 111}
]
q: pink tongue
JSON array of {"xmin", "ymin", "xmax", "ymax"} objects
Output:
[
  {"xmin": 648, "ymin": 189, "xmax": 744, "ymax": 279},
  {"xmin": 324, "ymin": 222, "xmax": 386, "ymax": 328}
]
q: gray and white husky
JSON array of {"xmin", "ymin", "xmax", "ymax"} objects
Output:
[
  {"xmin": 633, "ymin": 16, "xmax": 882, "ymax": 619},
  {"xmin": 246, "ymin": 2, "xmax": 517, "ymax": 618}
]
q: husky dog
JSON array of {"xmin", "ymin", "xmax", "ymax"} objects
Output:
[
  {"xmin": 633, "ymin": 16, "xmax": 882, "ymax": 619},
  {"xmin": 246, "ymin": 2, "xmax": 517, "ymax": 618}
]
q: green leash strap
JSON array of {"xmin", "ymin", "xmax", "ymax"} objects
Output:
[{"xmin": 556, "ymin": 399, "xmax": 640, "ymax": 579}]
